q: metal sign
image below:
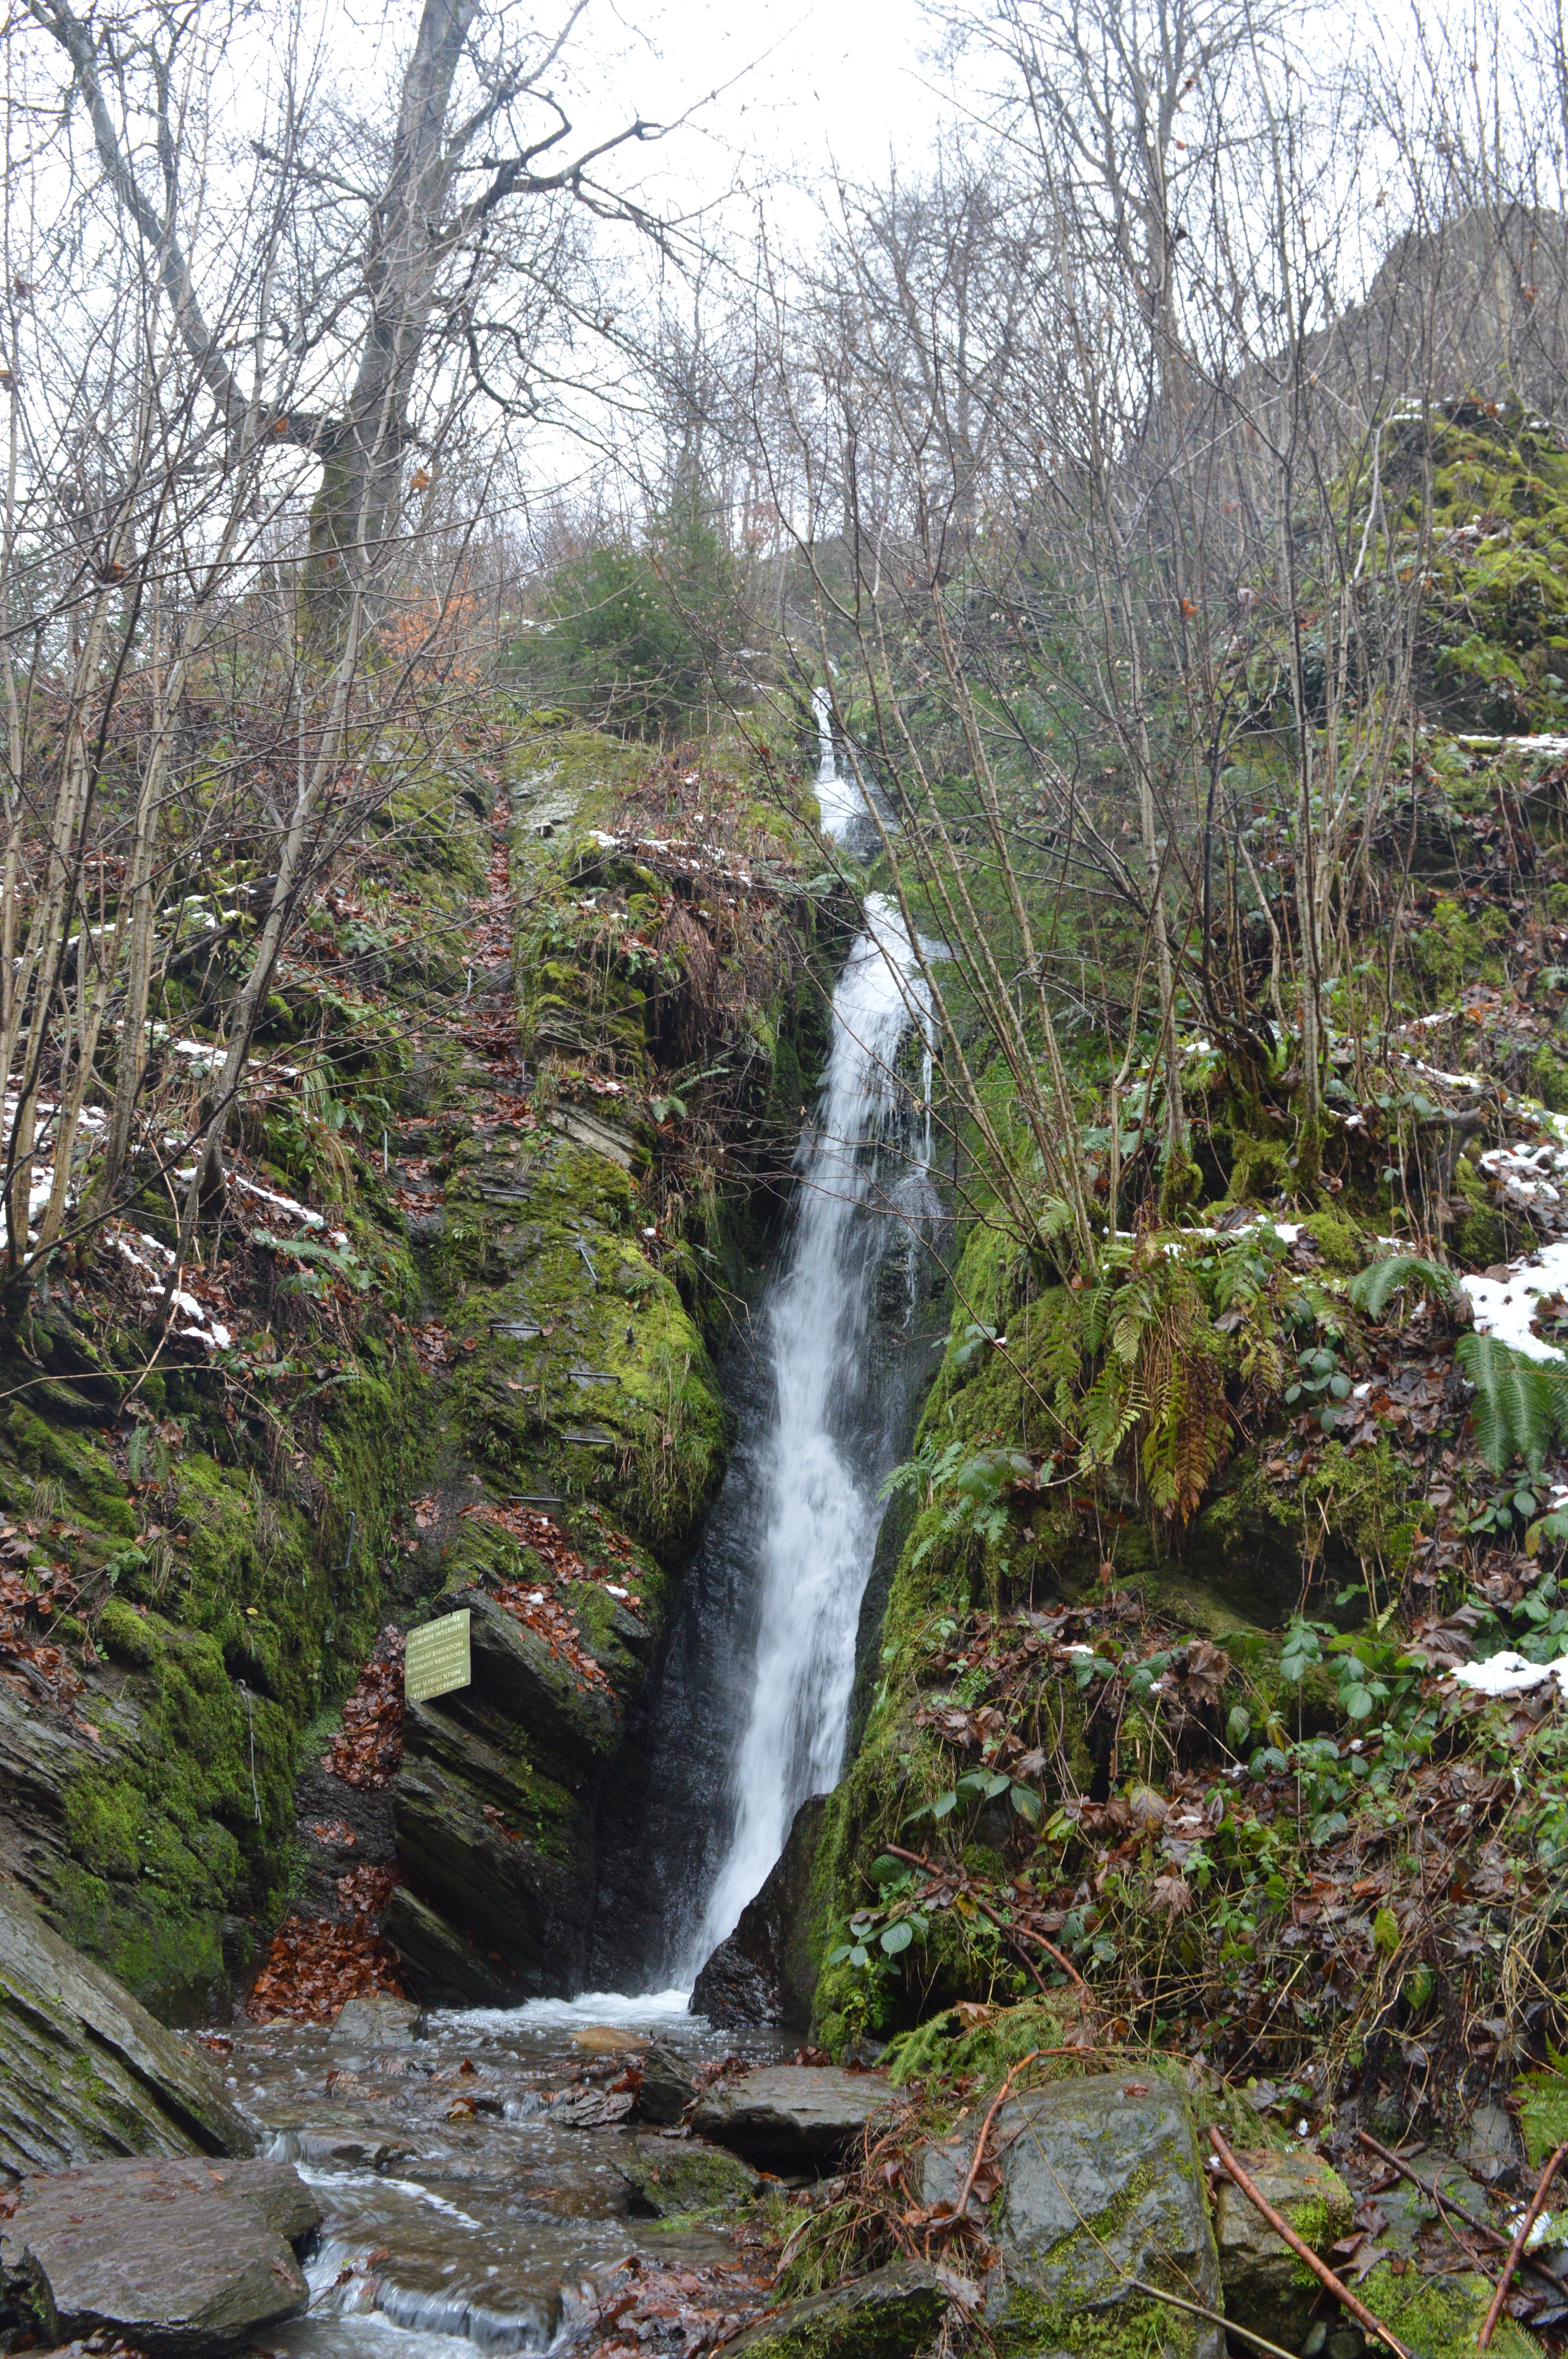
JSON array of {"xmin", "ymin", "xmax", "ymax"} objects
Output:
[{"xmin": 404, "ymin": 1610, "xmax": 471, "ymax": 1705}]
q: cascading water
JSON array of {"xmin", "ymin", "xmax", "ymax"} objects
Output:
[
  {"xmin": 593, "ymin": 714, "xmax": 943, "ymax": 1990},
  {"xmin": 811, "ymin": 686, "xmax": 863, "ymax": 842}
]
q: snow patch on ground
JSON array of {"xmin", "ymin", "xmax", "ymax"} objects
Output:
[
  {"xmin": 1446, "ymin": 1651, "xmax": 1568, "ymax": 1697},
  {"xmin": 1460, "ymin": 1236, "xmax": 1568, "ymax": 1361}
]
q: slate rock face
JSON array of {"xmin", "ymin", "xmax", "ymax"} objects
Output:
[
  {"xmin": 922, "ymin": 2073, "xmax": 1222, "ymax": 2359},
  {"xmin": 720, "ymin": 2261, "xmax": 953, "ymax": 2359},
  {"xmin": 691, "ymin": 1798, "xmax": 826, "ymax": 2031},
  {"xmin": 1212, "ymin": 2147, "xmax": 1353, "ymax": 2340},
  {"xmin": 691, "ymin": 2066, "xmax": 893, "ymax": 2173},
  {"xmin": 0, "ymin": 1881, "xmax": 254, "ymax": 2180},
  {"xmin": 0, "ymin": 2157, "xmax": 318, "ymax": 2355}
]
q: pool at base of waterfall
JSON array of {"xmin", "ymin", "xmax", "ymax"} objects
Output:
[{"xmin": 221, "ymin": 1993, "xmax": 790, "ymax": 2359}]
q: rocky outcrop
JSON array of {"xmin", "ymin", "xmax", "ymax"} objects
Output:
[
  {"xmin": 0, "ymin": 1882, "xmax": 253, "ymax": 2181},
  {"xmin": 1213, "ymin": 2146, "xmax": 1353, "ymax": 2342},
  {"xmin": 618, "ymin": 2138, "xmax": 760, "ymax": 2218},
  {"xmin": 691, "ymin": 2065, "xmax": 893, "ymax": 2174},
  {"xmin": 638, "ymin": 2039, "xmax": 699, "ymax": 2125},
  {"xmin": 721, "ymin": 2261, "xmax": 954, "ymax": 2359},
  {"xmin": 922, "ymin": 2074, "xmax": 1223, "ymax": 2359},
  {"xmin": 691, "ymin": 1797, "xmax": 826, "ymax": 2030},
  {"xmin": 0, "ymin": 2156, "xmax": 317, "ymax": 2355}
]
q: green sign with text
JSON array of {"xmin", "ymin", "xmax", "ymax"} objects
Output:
[{"xmin": 404, "ymin": 1609, "xmax": 471, "ymax": 1705}]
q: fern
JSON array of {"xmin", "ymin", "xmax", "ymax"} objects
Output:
[
  {"xmin": 1455, "ymin": 1331, "xmax": 1568, "ymax": 1474},
  {"xmin": 1348, "ymin": 1254, "xmax": 1458, "ymax": 1321}
]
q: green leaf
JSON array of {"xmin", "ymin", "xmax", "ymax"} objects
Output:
[
  {"xmin": 848, "ymin": 1944, "xmax": 870, "ymax": 1969},
  {"xmin": 1348, "ymin": 1255, "xmax": 1458, "ymax": 1321},
  {"xmin": 1373, "ymin": 1906, "xmax": 1401, "ymax": 1956},
  {"xmin": 826, "ymin": 1943, "xmax": 853, "ymax": 1966},
  {"xmin": 931, "ymin": 1790, "xmax": 958, "ymax": 1819},
  {"xmin": 982, "ymin": 1771, "xmax": 1011, "ymax": 1799},
  {"xmin": 1402, "ymin": 1963, "xmax": 1435, "ymax": 2010},
  {"xmin": 1010, "ymin": 1783, "xmax": 1042, "ymax": 1825},
  {"xmin": 1455, "ymin": 1332, "xmax": 1568, "ymax": 1475},
  {"xmin": 880, "ymin": 1920, "xmax": 914, "ymax": 1956},
  {"xmin": 1227, "ymin": 1705, "xmax": 1252, "ymax": 1747},
  {"xmin": 868, "ymin": 1855, "xmax": 906, "ymax": 1888}
]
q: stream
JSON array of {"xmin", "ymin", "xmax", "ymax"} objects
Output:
[{"xmin": 229, "ymin": 712, "xmax": 940, "ymax": 2357}]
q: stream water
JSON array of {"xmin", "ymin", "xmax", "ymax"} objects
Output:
[{"xmin": 227, "ymin": 710, "xmax": 940, "ymax": 2357}]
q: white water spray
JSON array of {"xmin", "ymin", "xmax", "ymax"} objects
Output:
[{"xmin": 811, "ymin": 686, "xmax": 863, "ymax": 842}]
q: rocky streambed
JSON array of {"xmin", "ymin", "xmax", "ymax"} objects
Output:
[{"xmin": 220, "ymin": 1994, "xmax": 792, "ymax": 2359}]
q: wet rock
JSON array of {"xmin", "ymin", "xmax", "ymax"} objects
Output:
[
  {"xmin": 1213, "ymin": 2146, "xmax": 1353, "ymax": 2341},
  {"xmin": 330, "ymin": 1992, "xmax": 425, "ymax": 2047},
  {"xmin": 690, "ymin": 1797, "xmax": 825, "ymax": 2030},
  {"xmin": 548, "ymin": 2086, "xmax": 637, "ymax": 2129},
  {"xmin": 1369, "ymin": 2150, "xmax": 1488, "ymax": 2255},
  {"xmin": 619, "ymin": 2137, "xmax": 761, "ymax": 2218},
  {"xmin": 721, "ymin": 2260, "xmax": 954, "ymax": 2359},
  {"xmin": 1458, "ymin": 2101, "xmax": 1520, "ymax": 2184},
  {"xmin": 1354, "ymin": 2262, "xmax": 1541, "ymax": 2359},
  {"xmin": 638, "ymin": 2039, "xmax": 698, "ymax": 2125},
  {"xmin": 0, "ymin": 2157, "xmax": 316, "ymax": 2355},
  {"xmin": 691, "ymin": 2065, "xmax": 893, "ymax": 2173},
  {"xmin": 922, "ymin": 2072, "xmax": 1222, "ymax": 2359},
  {"xmin": 0, "ymin": 1879, "xmax": 254, "ymax": 2179}
]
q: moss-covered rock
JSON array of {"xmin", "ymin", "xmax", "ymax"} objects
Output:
[{"xmin": 619, "ymin": 2139, "xmax": 760, "ymax": 2219}]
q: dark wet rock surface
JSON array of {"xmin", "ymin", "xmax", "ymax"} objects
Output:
[
  {"xmin": 691, "ymin": 2067, "xmax": 892, "ymax": 2174},
  {"xmin": 0, "ymin": 2157, "xmax": 317, "ymax": 2354},
  {"xmin": 690, "ymin": 1801, "xmax": 824, "ymax": 2032},
  {"xmin": 0, "ymin": 1882, "xmax": 253, "ymax": 2178}
]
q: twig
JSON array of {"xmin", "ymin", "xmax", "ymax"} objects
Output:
[
  {"xmin": 1126, "ymin": 2276, "xmax": 1301, "ymax": 2359},
  {"xmin": 938, "ymin": 2051, "xmax": 1040, "ymax": 2235},
  {"xmin": 1357, "ymin": 2132, "xmax": 1568, "ymax": 2299},
  {"xmin": 886, "ymin": 1845, "xmax": 1090, "ymax": 1991},
  {"xmin": 1477, "ymin": 2142, "xmax": 1568, "ymax": 2351},
  {"xmin": 1207, "ymin": 2128, "xmax": 1414, "ymax": 2359}
]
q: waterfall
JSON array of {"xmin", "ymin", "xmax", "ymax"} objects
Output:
[
  {"xmin": 811, "ymin": 686, "xmax": 862, "ymax": 843},
  {"xmin": 593, "ymin": 719, "xmax": 941, "ymax": 1991},
  {"xmin": 686, "ymin": 891, "xmax": 935, "ymax": 1967}
]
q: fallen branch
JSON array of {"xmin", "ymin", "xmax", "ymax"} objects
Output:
[
  {"xmin": 887, "ymin": 1845, "xmax": 1089, "ymax": 1991},
  {"xmin": 1477, "ymin": 2142, "xmax": 1568, "ymax": 2352},
  {"xmin": 1207, "ymin": 2128, "xmax": 1414, "ymax": 2359},
  {"xmin": 936, "ymin": 2051, "xmax": 1040, "ymax": 2236},
  {"xmin": 1357, "ymin": 2132, "xmax": 1568, "ymax": 2300}
]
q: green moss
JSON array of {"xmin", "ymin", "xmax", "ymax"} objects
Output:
[
  {"xmin": 96, "ymin": 1597, "xmax": 155, "ymax": 1667},
  {"xmin": 1299, "ymin": 1211, "xmax": 1369, "ymax": 1273},
  {"xmin": 621, "ymin": 2142, "xmax": 759, "ymax": 2218},
  {"xmin": 1357, "ymin": 2263, "xmax": 1542, "ymax": 2359}
]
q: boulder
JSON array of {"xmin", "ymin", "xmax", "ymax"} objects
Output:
[
  {"xmin": 639, "ymin": 2038, "xmax": 698, "ymax": 2126},
  {"xmin": 330, "ymin": 1992, "xmax": 425, "ymax": 2048},
  {"xmin": 720, "ymin": 2261, "xmax": 954, "ymax": 2359},
  {"xmin": 1213, "ymin": 2146, "xmax": 1354, "ymax": 2340},
  {"xmin": 619, "ymin": 2137, "xmax": 761, "ymax": 2219},
  {"xmin": 691, "ymin": 1798, "xmax": 825, "ymax": 2031},
  {"xmin": 691, "ymin": 2065, "xmax": 893, "ymax": 2174},
  {"xmin": 1362, "ymin": 2150, "xmax": 1488, "ymax": 2257},
  {"xmin": 1458, "ymin": 2101, "xmax": 1521, "ymax": 2185},
  {"xmin": 922, "ymin": 2073, "xmax": 1222, "ymax": 2359},
  {"xmin": 0, "ymin": 1879, "xmax": 253, "ymax": 2180},
  {"xmin": 0, "ymin": 2157, "xmax": 317, "ymax": 2355}
]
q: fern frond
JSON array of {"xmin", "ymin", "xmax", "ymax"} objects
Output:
[
  {"xmin": 1348, "ymin": 1254, "xmax": 1458, "ymax": 1321},
  {"xmin": 1455, "ymin": 1331, "xmax": 1568, "ymax": 1474}
]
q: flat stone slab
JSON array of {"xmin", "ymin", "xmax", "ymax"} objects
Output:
[
  {"xmin": 691, "ymin": 2066, "xmax": 893, "ymax": 2173},
  {"xmin": 722, "ymin": 2261, "xmax": 954, "ymax": 2359},
  {"xmin": 0, "ymin": 2156, "xmax": 318, "ymax": 2355},
  {"xmin": 0, "ymin": 1881, "xmax": 254, "ymax": 2178}
]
